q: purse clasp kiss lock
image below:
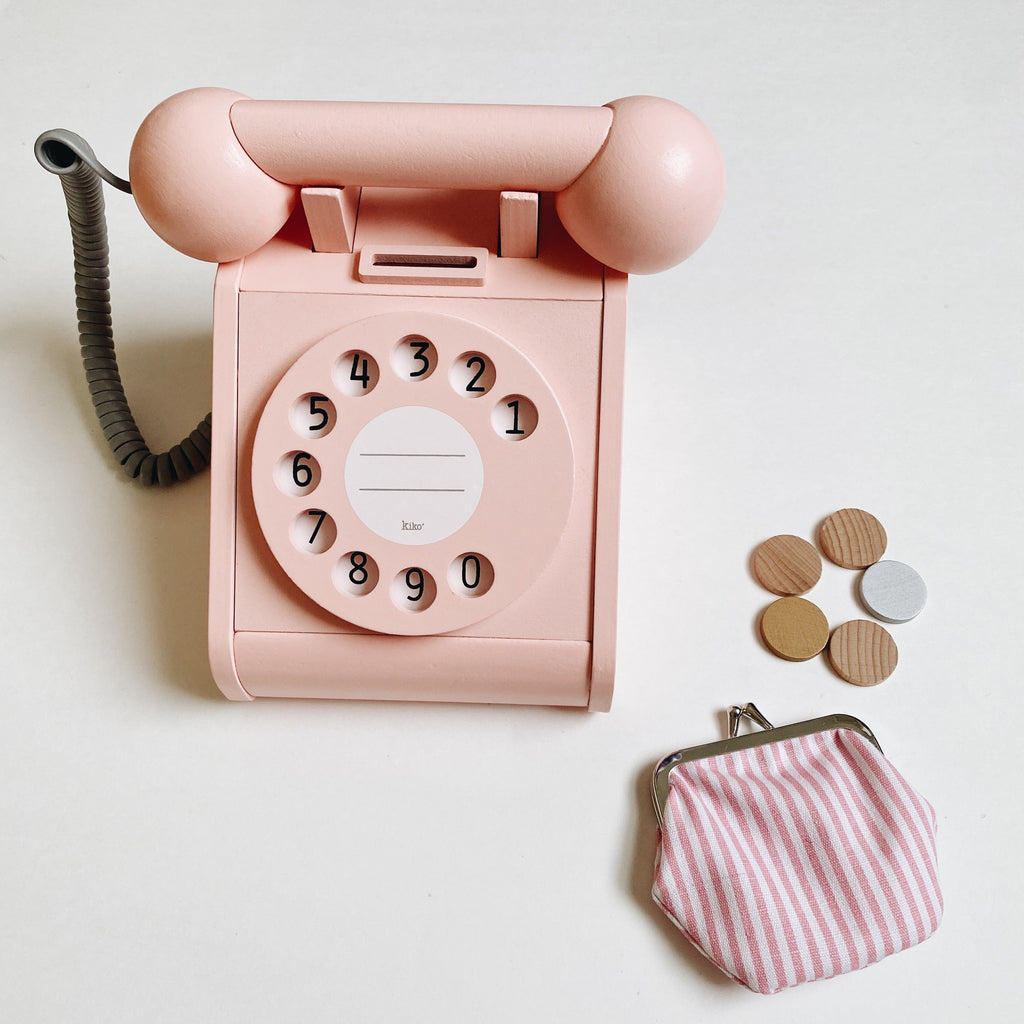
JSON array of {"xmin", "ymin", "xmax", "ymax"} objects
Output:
[{"xmin": 651, "ymin": 704, "xmax": 942, "ymax": 994}]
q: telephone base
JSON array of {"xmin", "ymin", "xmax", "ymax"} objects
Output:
[{"xmin": 207, "ymin": 190, "xmax": 625, "ymax": 710}]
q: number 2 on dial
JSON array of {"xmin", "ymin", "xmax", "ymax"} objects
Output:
[{"xmin": 465, "ymin": 356, "xmax": 487, "ymax": 393}]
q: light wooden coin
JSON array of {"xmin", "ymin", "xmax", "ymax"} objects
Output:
[
  {"xmin": 753, "ymin": 534, "xmax": 822, "ymax": 596},
  {"xmin": 828, "ymin": 619, "xmax": 898, "ymax": 686},
  {"xmin": 859, "ymin": 560, "xmax": 927, "ymax": 623},
  {"xmin": 760, "ymin": 597, "xmax": 830, "ymax": 661},
  {"xmin": 819, "ymin": 508, "xmax": 887, "ymax": 569}
]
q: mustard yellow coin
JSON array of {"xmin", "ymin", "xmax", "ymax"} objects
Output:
[
  {"xmin": 753, "ymin": 534, "xmax": 822, "ymax": 596},
  {"xmin": 760, "ymin": 597, "xmax": 830, "ymax": 661},
  {"xmin": 828, "ymin": 619, "xmax": 898, "ymax": 686}
]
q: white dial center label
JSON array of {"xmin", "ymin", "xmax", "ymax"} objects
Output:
[{"xmin": 345, "ymin": 406, "xmax": 483, "ymax": 545}]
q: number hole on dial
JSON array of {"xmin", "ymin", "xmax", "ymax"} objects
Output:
[
  {"xmin": 391, "ymin": 567, "xmax": 437, "ymax": 611},
  {"xmin": 334, "ymin": 350, "xmax": 379, "ymax": 397},
  {"xmin": 492, "ymin": 395, "xmax": 537, "ymax": 440},
  {"xmin": 290, "ymin": 393, "xmax": 337, "ymax": 438},
  {"xmin": 335, "ymin": 550, "xmax": 379, "ymax": 596},
  {"xmin": 277, "ymin": 451, "xmax": 321, "ymax": 496},
  {"xmin": 391, "ymin": 335, "xmax": 437, "ymax": 381},
  {"xmin": 450, "ymin": 352, "xmax": 495, "ymax": 398},
  {"xmin": 448, "ymin": 553, "xmax": 494, "ymax": 598},
  {"xmin": 291, "ymin": 510, "xmax": 337, "ymax": 554}
]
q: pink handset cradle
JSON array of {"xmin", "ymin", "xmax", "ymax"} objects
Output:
[{"xmin": 37, "ymin": 88, "xmax": 725, "ymax": 708}]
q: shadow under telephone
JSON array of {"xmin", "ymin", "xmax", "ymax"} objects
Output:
[{"xmin": 36, "ymin": 87, "xmax": 724, "ymax": 710}]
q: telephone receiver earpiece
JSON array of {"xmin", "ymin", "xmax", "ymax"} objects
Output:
[{"xmin": 128, "ymin": 88, "xmax": 725, "ymax": 274}]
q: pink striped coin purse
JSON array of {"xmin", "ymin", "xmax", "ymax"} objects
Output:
[{"xmin": 651, "ymin": 704, "xmax": 942, "ymax": 994}]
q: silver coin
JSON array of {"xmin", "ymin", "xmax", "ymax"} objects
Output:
[{"xmin": 858, "ymin": 560, "xmax": 927, "ymax": 623}]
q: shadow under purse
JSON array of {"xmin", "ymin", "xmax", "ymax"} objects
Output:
[{"xmin": 651, "ymin": 704, "xmax": 942, "ymax": 994}]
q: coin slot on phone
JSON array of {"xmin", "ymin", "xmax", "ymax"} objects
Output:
[
  {"xmin": 373, "ymin": 253, "xmax": 478, "ymax": 269},
  {"xmin": 357, "ymin": 245, "xmax": 488, "ymax": 286}
]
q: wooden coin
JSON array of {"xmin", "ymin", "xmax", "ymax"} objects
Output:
[
  {"xmin": 753, "ymin": 535, "xmax": 822, "ymax": 596},
  {"xmin": 859, "ymin": 560, "xmax": 927, "ymax": 623},
  {"xmin": 819, "ymin": 508, "xmax": 887, "ymax": 569},
  {"xmin": 760, "ymin": 597, "xmax": 830, "ymax": 661},
  {"xmin": 828, "ymin": 620, "xmax": 898, "ymax": 686}
]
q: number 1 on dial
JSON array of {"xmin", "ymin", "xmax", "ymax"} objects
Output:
[{"xmin": 492, "ymin": 395, "xmax": 537, "ymax": 440}]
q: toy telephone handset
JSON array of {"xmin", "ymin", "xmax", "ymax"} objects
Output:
[{"xmin": 37, "ymin": 88, "xmax": 724, "ymax": 709}]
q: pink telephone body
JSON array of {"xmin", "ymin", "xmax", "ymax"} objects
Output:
[{"xmin": 84, "ymin": 88, "xmax": 724, "ymax": 708}]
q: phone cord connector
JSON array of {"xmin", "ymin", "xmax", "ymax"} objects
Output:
[{"xmin": 35, "ymin": 129, "xmax": 212, "ymax": 486}]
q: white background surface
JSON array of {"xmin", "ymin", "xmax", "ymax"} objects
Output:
[{"xmin": 1, "ymin": 1, "xmax": 1020, "ymax": 1020}]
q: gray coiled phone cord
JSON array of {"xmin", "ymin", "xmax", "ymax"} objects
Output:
[{"xmin": 35, "ymin": 129, "xmax": 212, "ymax": 486}]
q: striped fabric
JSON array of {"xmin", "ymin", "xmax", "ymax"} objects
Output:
[{"xmin": 652, "ymin": 729, "xmax": 941, "ymax": 994}]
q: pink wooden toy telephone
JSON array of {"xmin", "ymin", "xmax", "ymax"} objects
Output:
[{"xmin": 37, "ymin": 88, "xmax": 724, "ymax": 709}]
